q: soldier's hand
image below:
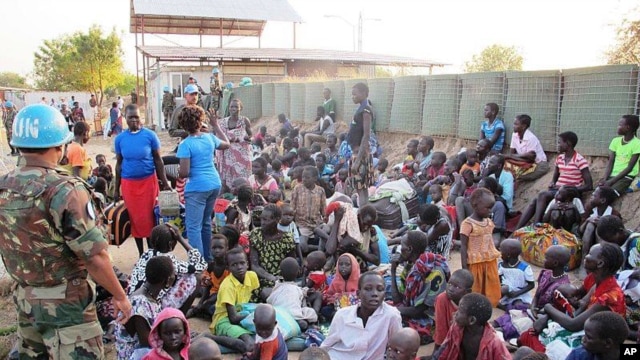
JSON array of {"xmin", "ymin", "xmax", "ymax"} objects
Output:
[{"xmin": 113, "ymin": 296, "xmax": 132, "ymax": 324}]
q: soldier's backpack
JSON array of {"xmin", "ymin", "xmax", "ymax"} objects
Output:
[{"xmin": 104, "ymin": 201, "xmax": 131, "ymax": 246}]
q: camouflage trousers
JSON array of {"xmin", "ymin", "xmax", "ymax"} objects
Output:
[
  {"xmin": 13, "ymin": 278, "xmax": 104, "ymax": 359},
  {"xmin": 163, "ymin": 108, "xmax": 174, "ymax": 129}
]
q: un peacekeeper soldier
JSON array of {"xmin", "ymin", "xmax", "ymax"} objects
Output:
[
  {"xmin": 0, "ymin": 104, "xmax": 132, "ymax": 359},
  {"xmin": 209, "ymin": 67, "xmax": 222, "ymax": 111},
  {"xmin": 168, "ymin": 84, "xmax": 200, "ymax": 139},
  {"xmin": 3, "ymin": 100, "xmax": 18, "ymax": 156},
  {"xmin": 161, "ymin": 85, "xmax": 175, "ymax": 130}
]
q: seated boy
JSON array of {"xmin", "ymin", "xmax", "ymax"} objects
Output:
[
  {"xmin": 209, "ymin": 248, "xmax": 259, "ymax": 354},
  {"xmin": 433, "ymin": 293, "xmax": 510, "ymax": 359},
  {"xmin": 189, "ymin": 234, "xmax": 230, "ymax": 319},
  {"xmin": 566, "ymin": 311, "xmax": 629, "ymax": 360},
  {"xmin": 433, "ymin": 269, "xmax": 474, "ymax": 354},
  {"xmin": 248, "ymin": 304, "xmax": 288, "ymax": 360},
  {"xmin": 386, "ymin": 327, "xmax": 421, "ymax": 360}
]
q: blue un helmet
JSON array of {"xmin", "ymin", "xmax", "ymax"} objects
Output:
[
  {"xmin": 11, "ymin": 104, "xmax": 73, "ymax": 148},
  {"xmin": 4, "ymin": 101, "xmax": 13, "ymax": 108},
  {"xmin": 225, "ymin": 82, "xmax": 234, "ymax": 90},
  {"xmin": 163, "ymin": 85, "xmax": 170, "ymax": 92},
  {"xmin": 184, "ymin": 84, "xmax": 199, "ymax": 95},
  {"xmin": 212, "ymin": 67, "xmax": 219, "ymax": 74}
]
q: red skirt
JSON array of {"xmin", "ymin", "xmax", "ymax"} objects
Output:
[{"xmin": 121, "ymin": 174, "xmax": 158, "ymax": 238}]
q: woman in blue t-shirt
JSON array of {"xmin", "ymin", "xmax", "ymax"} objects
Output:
[
  {"xmin": 177, "ymin": 105, "xmax": 230, "ymax": 260},
  {"xmin": 115, "ymin": 105, "xmax": 172, "ymax": 256}
]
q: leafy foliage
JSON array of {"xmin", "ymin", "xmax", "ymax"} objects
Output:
[
  {"xmin": 33, "ymin": 25, "xmax": 124, "ymax": 105},
  {"xmin": 607, "ymin": 19, "xmax": 640, "ymax": 65},
  {"xmin": 464, "ymin": 44, "xmax": 524, "ymax": 73},
  {"xmin": 0, "ymin": 72, "xmax": 28, "ymax": 88}
]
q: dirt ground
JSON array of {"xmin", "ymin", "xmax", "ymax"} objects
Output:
[{"xmin": 0, "ymin": 111, "xmax": 636, "ymax": 358}]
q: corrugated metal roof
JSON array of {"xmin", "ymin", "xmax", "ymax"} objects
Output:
[
  {"xmin": 137, "ymin": 46, "xmax": 448, "ymax": 67},
  {"xmin": 132, "ymin": 0, "xmax": 303, "ymax": 22}
]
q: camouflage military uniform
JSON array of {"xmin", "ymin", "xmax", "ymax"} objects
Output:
[
  {"xmin": 0, "ymin": 161, "xmax": 108, "ymax": 359},
  {"xmin": 3, "ymin": 108, "xmax": 17, "ymax": 153},
  {"xmin": 209, "ymin": 77, "xmax": 221, "ymax": 111},
  {"xmin": 161, "ymin": 92, "xmax": 175, "ymax": 129}
]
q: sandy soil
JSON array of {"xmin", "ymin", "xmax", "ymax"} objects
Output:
[{"xmin": 0, "ymin": 111, "xmax": 634, "ymax": 358}]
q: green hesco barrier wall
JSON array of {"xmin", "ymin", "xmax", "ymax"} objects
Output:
[
  {"xmin": 274, "ymin": 83, "xmax": 290, "ymax": 118},
  {"xmin": 304, "ymin": 82, "xmax": 326, "ymax": 123},
  {"xmin": 559, "ymin": 65, "xmax": 639, "ymax": 156},
  {"xmin": 261, "ymin": 83, "xmax": 275, "ymax": 117},
  {"xmin": 368, "ymin": 78, "xmax": 395, "ymax": 132},
  {"xmin": 458, "ymin": 72, "xmax": 505, "ymax": 140},
  {"xmin": 504, "ymin": 71, "xmax": 561, "ymax": 151},
  {"xmin": 289, "ymin": 83, "xmax": 306, "ymax": 122},
  {"xmin": 389, "ymin": 76, "xmax": 425, "ymax": 134},
  {"xmin": 343, "ymin": 79, "xmax": 368, "ymax": 126},
  {"xmin": 323, "ymin": 80, "xmax": 345, "ymax": 122},
  {"xmin": 233, "ymin": 85, "xmax": 262, "ymax": 120},
  {"xmin": 422, "ymin": 75, "xmax": 459, "ymax": 137}
]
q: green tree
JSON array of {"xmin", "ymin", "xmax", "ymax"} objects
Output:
[
  {"xmin": 607, "ymin": 19, "xmax": 640, "ymax": 64},
  {"xmin": 464, "ymin": 44, "xmax": 523, "ymax": 73},
  {"xmin": 0, "ymin": 72, "xmax": 28, "ymax": 88},
  {"xmin": 33, "ymin": 25, "xmax": 124, "ymax": 106}
]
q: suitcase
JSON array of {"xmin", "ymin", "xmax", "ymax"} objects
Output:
[
  {"xmin": 104, "ymin": 201, "xmax": 131, "ymax": 246},
  {"xmin": 371, "ymin": 195, "xmax": 420, "ymax": 230}
]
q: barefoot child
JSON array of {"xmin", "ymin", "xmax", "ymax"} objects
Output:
[
  {"xmin": 143, "ymin": 308, "xmax": 190, "ymax": 360},
  {"xmin": 249, "ymin": 304, "xmax": 288, "ymax": 360},
  {"xmin": 497, "ymin": 238, "xmax": 535, "ymax": 310},
  {"xmin": 459, "ymin": 188, "xmax": 502, "ymax": 307},
  {"xmin": 433, "ymin": 269, "xmax": 474, "ymax": 354},
  {"xmin": 434, "ymin": 293, "xmax": 510, "ymax": 359}
]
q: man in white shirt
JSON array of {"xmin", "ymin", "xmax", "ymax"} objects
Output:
[{"xmin": 116, "ymin": 96, "xmax": 124, "ymax": 111}]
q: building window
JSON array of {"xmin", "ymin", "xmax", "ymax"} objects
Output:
[{"xmin": 170, "ymin": 73, "xmax": 191, "ymax": 99}]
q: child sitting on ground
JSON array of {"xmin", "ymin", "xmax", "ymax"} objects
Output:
[
  {"xmin": 460, "ymin": 148, "xmax": 481, "ymax": 178},
  {"xmin": 128, "ymin": 224, "xmax": 207, "ymax": 312},
  {"xmin": 497, "ymin": 238, "xmax": 535, "ymax": 311},
  {"xmin": 401, "ymin": 139, "xmax": 420, "ymax": 178},
  {"xmin": 267, "ymin": 257, "xmax": 318, "ymax": 330},
  {"xmin": 422, "ymin": 151, "xmax": 447, "ymax": 181},
  {"xmin": 597, "ymin": 215, "xmax": 640, "ymax": 269},
  {"xmin": 269, "ymin": 159, "xmax": 285, "ymax": 190},
  {"xmin": 578, "ymin": 186, "xmax": 621, "ymax": 278},
  {"xmin": 143, "ymin": 308, "xmax": 190, "ymax": 360},
  {"xmin": 292, "ymin": 147, "xmax": 316, "ymax": 170},
  {"xmin": 288, "ymin": 166, "xmax": 303, "ymax": 190},
  {"xmin": 188, "ymin": 336, "xmax": 222, "ymax": 360},
  {"xmin": 92, "ymin": 153, "xmax": 112, "ymax": 178},
  {"xmin": 248, "ymin": 304, "xmax": 288, "ymax": 360},
  {"xmin": 210, "ymin": 247, "xmax": 259, "ymax": 355},
  {"xmin": 333, "ymin": 168, "xmax": 350, "ymax": 195},
  {"xmin": 267, "ymin": 189, "xmax": 285, "ymax": 206},
  {"xmin": 291, "ymin": 166, "xmax": 326, "ymax": 254},
  {"xmin": 433, "ymin": 269, "xmax": 474, "ymax": 354},
  {"xmin": 305, "ymin": 250, "xmax": 327, "ymax": 315},
  {"xmin": 310, "ymin": 142, "xmax": 322, "ymax": 160},
  {"xmin": 386, "ymin": 327, "xmax": 422, "ymax": 360},
  {"xmin": 277, "ymin": 203, "xmax": 303, "ymax": 264},
  {"xmin": 565, "ymin": 312, "xmax": 629, "ymax": 360},
  {"xmin": 299, "ymin": 347, "xmax": 331, "ymax": 360},
  {"xmin": 433, "ymin": 293, "xmax": 511, "ymax": 359},
  {"xmin": 321, "ymin": 272, "xmax": 402, "ymax": 359},
  {"xmin": 322, "ymin": 253, "xmax": 360, "ymax": 320},
  {"xmin": 542, "ymin": 185, "xmax": 584, "ymax": 232},
  {"xmin": 530, "ymin": 245, "xmax": 571, "ymax": 318},
  {"xmin": 374, "ymin": 158, "xmax": 389, "ymax": 187},
  {"xmin": 188, "ymin": 234, "xmax": 230, "ymax": 319}
]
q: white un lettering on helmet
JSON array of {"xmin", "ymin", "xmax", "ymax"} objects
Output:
[{"xmin": 14, "ymin": 116, "xmax": 39, "ymax": 140}]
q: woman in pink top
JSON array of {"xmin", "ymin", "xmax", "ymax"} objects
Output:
[{"xmin": 248, "ymin": 157, "xmax": 279, "ymax": 198}]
